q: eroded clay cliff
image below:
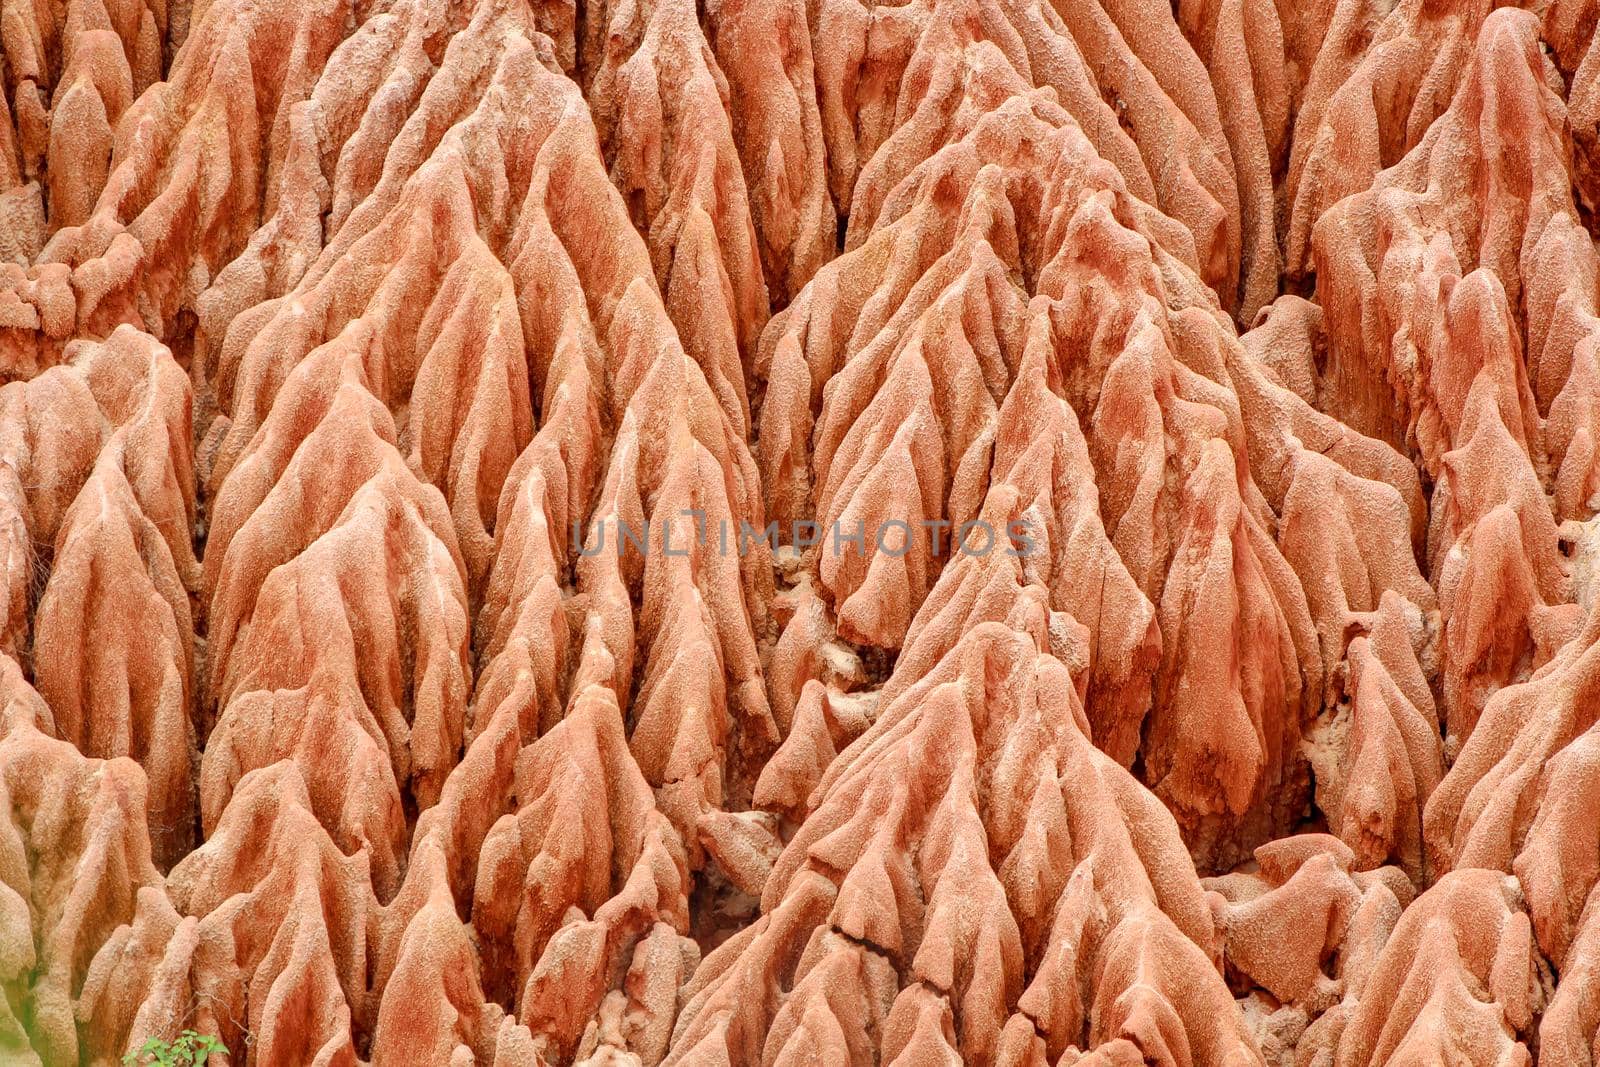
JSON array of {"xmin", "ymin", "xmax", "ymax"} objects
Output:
[{"xmin": 4, "ymin": 0, "xmax": 1600, "ymax": 1061}]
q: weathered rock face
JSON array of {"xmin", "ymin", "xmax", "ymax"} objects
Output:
[{"xmin": 5, "ymin": 0, "xmax": 1600, "ymax": 1061}]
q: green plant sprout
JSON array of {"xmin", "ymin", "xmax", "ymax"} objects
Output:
[{"xmin": 122, "ymin": 1030, "xmax": 227, "ymax": 1067}]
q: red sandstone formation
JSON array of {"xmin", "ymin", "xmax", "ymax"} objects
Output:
[
  {"xmin": 5, "ymin": 0, "xmax": 1600, "ymax": 1062},
  {"xmin": 0, "ymin": 691, "xmax": 162, "ymax": 1066}
]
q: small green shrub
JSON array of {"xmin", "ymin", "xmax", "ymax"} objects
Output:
[{"xmin": 122, "ymin": 1030, "xmax": 227, "ymax": 1067}]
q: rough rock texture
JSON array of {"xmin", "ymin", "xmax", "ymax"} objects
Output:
[{"xmin": 4, "ymin": 0, "xmax": 1600, "ymax": 1062}]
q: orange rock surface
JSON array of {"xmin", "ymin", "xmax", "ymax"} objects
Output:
[{"xmin": 3, "ymin": 0, "xmax": 1600, "ymax": 1061}]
